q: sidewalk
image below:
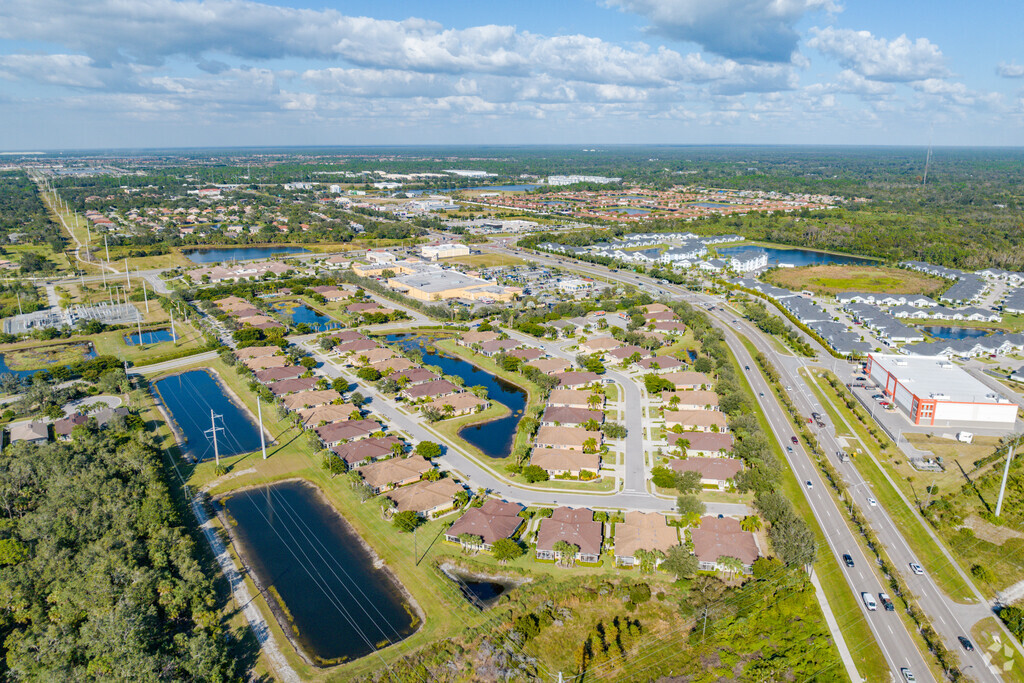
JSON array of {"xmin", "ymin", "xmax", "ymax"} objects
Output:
[{"xmin": 809, "ymin": 568, "xmax": 863, "ymax": 682}]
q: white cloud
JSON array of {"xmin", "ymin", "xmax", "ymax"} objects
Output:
[
  {"xmin": 605, "ymin": 0, "xmax": 838, "ymax": 63},
  {"xmin": 807, "ymin": 27, "xmax": 948, "ymax": 82},
  {"xmin": 997, "ymin": 61, "xmax": 1024, "ymax": 78},
  {"xmin": 0, "ymin": 54, "xmax": 110, "ymax": 88}
]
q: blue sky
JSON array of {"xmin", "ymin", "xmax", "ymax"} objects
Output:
[{"xmin": 0, "ymin": 0, "xmax": 1021, "ymax": 149}]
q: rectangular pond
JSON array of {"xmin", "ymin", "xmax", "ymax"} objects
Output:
[
  {"xmin": 718, "ymin": 245, "xmax": 875, "ymax": 267},
  {"xmin": 124, "ymin": 328, "xmax": 175, "ymax": 345},
  {"xmin": 270, "ymin": 301, "xmax": 336, "ymax": 328},
  {"xmin": 387, "ymin": 334, "xmax": 526, "ymax": 458},
  {"xmin": 153, "ymin": 369, "xmax": 262, "ymax": 461},
  {"xmin": 183, "ymin": 246, "xmax": 310, "ymax": 263},
  {"xmin": 223, "ymin": 480, "xmax": 418, "ymax": 665}
]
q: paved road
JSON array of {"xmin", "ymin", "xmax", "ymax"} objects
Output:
[{"xmin": 127, "ymin": 351, "xmax": 218, "ymax": 376}]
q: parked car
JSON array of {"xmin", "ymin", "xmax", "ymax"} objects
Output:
[
  {"xmin": 879, "ymin": 592, "xmax": 894, "ymax": 611},
  {"xmin": 861, "ymin": 592, "xmax": 877, "ymax": 611},
  {"xmin": 843, "ymin": 554, "xmax": 855, "ymax": 568},
  {"xmin": 900, "ymin": 668, "xmax": 916, "ymax": 683},
  {"xmin": 958, "ymin": 636, "xmax": 974, "ymax": 651},
  {"xmin": 910, "ymin": 562, "xmax": 924, "ymax": 575}
]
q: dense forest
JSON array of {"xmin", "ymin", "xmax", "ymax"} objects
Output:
[
  {"xmin": 0, "ymin": 171, "xmax": 65, "ymax": 271},
  {"xmin": 0, "ymin": 429, "xmax": 239, "ymax": 680}
]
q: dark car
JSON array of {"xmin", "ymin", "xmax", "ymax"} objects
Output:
[
  {"xmin": 842, "ymin": 554, "xmax": 855, "ymax": 568},
  {"xmin": 958, "ymin": 636, "xmax": 974, "ymax": 651},
  {"xmin": 791, "ymin": 436, "xmax": 799, "ymax": 445}
]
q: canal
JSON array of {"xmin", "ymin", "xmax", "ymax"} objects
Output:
[
  {"xmin": 223, "ymin": 480, "xmax": 418, "ymax": 664},
  {"xmin": 387, "ymin": 334, "xmax": 527, "ymax": 458},
  {"xmin": 183, "ymin": 246, "xmax": 310, "ymax": 263},
  {"xmin": 153, "ymin": 369, "xmax": 262, "ymax": 461}
]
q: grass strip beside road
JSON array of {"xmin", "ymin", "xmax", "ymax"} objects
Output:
[
  {"xmin": 801, "ymin": 367, "xmax": 979, "ymax": 604},
  {"xmin": 730, "ymin": 336, "xmax": 886, "ymax": 682},
  {"xmin": 972, "ymin": 617, "xmax": 1024, "ymax": 682}
]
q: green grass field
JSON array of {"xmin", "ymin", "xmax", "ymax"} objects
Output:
[{"xmin": 765, "ymin": 265, "xmax": 947, "ymax": 297}]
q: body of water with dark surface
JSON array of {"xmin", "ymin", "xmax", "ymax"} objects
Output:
[
  {"xmin": 919, "ymin": 326, "xmax": 994, "ymax": 340},
  {"xmin": 386, "ymin": 334, "xmax": 527, "ymax": 458},
  {"xmin": 154, "ymin": 369, "xmax": 262, "ymax": 461},
  {"xmin": 718, "ymin": 245, "xmax": 875, "ymax": 267},
  {"xmin": 0, "ymin": 344, "xmax": 96, "ymax": 379},
  {"xmin": 224, "ymin": 481, "xmax": 418, "ymax": 664},
  {"xmin": 464, "ymin": 184, "xmax": 541, "ymax": 192},
  {"xmin": 270, "ymin": 301, "xmax": 334, "ymax": 327},
  {"xmin": 183, "ymin": 246, "xmax": 310, "ymax": 263},
  {"xmin": 124, "ymin": 328, "xmax": 175, "ymax": 345}
]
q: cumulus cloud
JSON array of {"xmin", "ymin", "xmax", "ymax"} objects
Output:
[
  {"xmin": 0, "ymin": 54, "xmax": 111, "ymax": 88},
  {"xmin": 604, "ymin": 0, "xmax": 837, "ymax": 63},
  {"xmin": 997, "ymin": 61, "xmax": 1024, "ymax": 78},
  {"xmin": 807, "ymin": 27, "xmax": 948, "ymax": 81}
]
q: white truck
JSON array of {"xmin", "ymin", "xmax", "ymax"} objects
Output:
[{"xmin": 861, "ymin": 592, "xmax": 877, "ymax": 611}]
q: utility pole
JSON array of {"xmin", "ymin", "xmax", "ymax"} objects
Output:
[
  {"xmin": 995, "ymin": 437, "xmax": 1019, "ymax": 518},
  {"xmin": 258, "ymin": 396, "xmax": 267, "ymax": 459},
  {"xmin": 125, "ymin": 259, "xmax": 130, "ymax": 289},
  {"xmin": 137, "ymin": 316, "xmax": 143, "ymax": 347},
  {"xmin": 204, "ymin": 410, "xmax": 224, "ymax": 467},
  {"xmin": 170, "ymin": 311, "xmax": 177, "ymax": 342},
  {"xmin": 142, "ymin": 276, "xmax": 149, "ymax": 313},
  {"xmin": 702, "ymin": 607, "xmax": 709, "ymax": 638},
  {"xmin": 16, "ymin": 291, "xmax": 22, "ymax": 316},
  {"xmin": 104, "ymin": 234, "xmax": 110, "ymax": 264}
]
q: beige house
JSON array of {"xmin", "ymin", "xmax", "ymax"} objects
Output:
[
  {"xmin": 282, "ymin": 389, "xmax": 342, "ymax": 411},
  {"xmin": 662, "ymin": 391, "xmax": 719, "ymax": 411},
  {"xmin": 428, "ymin": 393, "xmax": 487, "ymax": 416},
  {"xmin": 614, "ymin": 512, "xmax": 680, "ymax": 566},
  {"xmin": 534, "ymin": 425, "xmax": 603, "ymax": 451},
  {"xmin": 669, "ymin": 457, "xmax": 742, "ymax": 489},
  {"xmin": 357, "ymin": 456, "xmax": 431, "ymax": 494},
  {"xmin": 661, "ymin": 372, "xmax": 711, "ymax": 390},
  {"xmin": 530, "ymin": 448, "xmax": 600, "ymax": 477},
  {"xmin": 664, "ymin": 410, "xmax": 729, "ymax": 433},
  {"xmin": 387, "ymin": 478, "xmax": 463, "ymax": 518},
  {"xmin": 548, "ymin": 388, "xmax": 602, "ymax": 410}
]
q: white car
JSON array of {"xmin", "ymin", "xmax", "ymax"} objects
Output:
[
  {"xmin": 901, "ymin": 668, "xmax": 916, "ymax": 682},
  {"xmin": 910, "ymin": 562, "xmax": 924, "ymax": 575},
  {"xmin": 867, "ymin": 497, "xmax": 877, "ymax": 506}
]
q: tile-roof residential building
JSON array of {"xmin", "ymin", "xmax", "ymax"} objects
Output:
[
  {"xmin": 577, "ymin": 337, "xmax": 621, "ymax": 354},
  {"xmin": 8, "ymin": 421, "xmax": 48, "ymax": 445},
  {"xmin": 643, "ymin": 303, "xmax": 672, "ymax": 314},
  {"xmin": 92, "ymin": 407, "xmax": 129, "ymax": 429},
  {"xmin": 691, "ymin": 516, "xmax": 759, "ymax": 572},
  {"xmin": 359, "ymin": 348, "xmax": 400, "ymax": 365},
  {"xmin": 541, "ymin": 406, "xmax": 604, "ymax": 427},
  {"xmin": 478, "ymin": 339, "xmax": 521, "ymax": 357},
  {"xmin": 330, "ymin": 436, "xmax": 404, "ymax": 467},
  {"xmin": 536, "ymin": 507, "xmax": 603, "ymax": 563},
  {"xmin": 669, "ymin": 457, "xmax": 743, "ymax": 488},
  {"xmin": 530, "ymin": 448, "xmax": 600, "ymax": 477},
  {"xmin": 215, "ymin": 295, "xmax": 254, "ymax": 313},
  {"xmin": 507, "ymin": 347, "xmax": 544, "ymax": 362},
  {"xmin": 614, "ymin": 512, "xmax": 679, "ymax": 567},
  {"xmin": 326, "ymin": 329, "xmax": 369, "ymax": 343},
  {"xmin": 547, "ymin": 388, "xmax": 602, "ymax": 409},
  {"xmin": 298, "ymin": 403, "xmax": 358, "ymax": 427},
  {"xmin": 644, "ymin": 311, "xmax": 678, "ymax": 322},
  {"xmin": 255, "ymin": 366, "xmax": 305, "ymax": 383},
  {"xmin": 54, "ymin": 413, "xmax": 88, "ymax": 440},
  {"xmin": 445, "ymin": 499, "xmax": 525, "ymax": 549},
  {"xmin": 606, "ymin": 345, "xmax": 650, "ymax": 363},
  {"xmin": 402, "ymin": 379, "xmax": 461, "ymax": 400},
  {"xmin": 652, "ymin": 320, "xmax": 687, "ymax": 334},
  {"xmin": 526, "ymin": 358, "xmax": 573, "ymax": 374},
  {"xmin": 668, "ymin": 432, "xmax": 735, "ymax": 455},
  {"xmin": 428, "ymin": 393, "xmax": 488, "ymax": 416},
  {"xmin": 534, "ymin": 426, "xmax": 603, "ymax": 451},
  {"xmin": 268, "ymin": 377, "xmax": 319, "ymax": 396},
  {"xmin": 460, "ymin": 330, "xmax": 502, "ymax": 346},
  {"xmin": 554, "ymin": 371, "xmax": 603, "ymax": 388},
  {"xmin": 386, "ymin": 478, "xmax": 463, "ymax": 518},
  {"xmin": 282, "ymin": 389, "xmax": 342, "ymax": 411},
  {"xmin": 372, "ymin": 357, "xmax": 416, "ymax": 374},
  {"xmin": 636, "ymin": 355, "xmax": 686, "ymax": 372},
  {"xmin": 238, "ymin": 315, "xmax": 285, "ymax": 329},
  {"xmin": 389, "ymin": 368, "xmax": 441, "ymax": 385},
  {"xmin": 243, "ymin": 355, "xmax": 289, "ymax": 371},
  {"xmin": 664, "ymin": 410, "xmax": 729, "ymax": 433},
  {"xmin": 334, "ymin": 339, "xmax": 381, "ymax": 356},
  {"xmin": 357, "ymin": 456, "xmax": 431, "ymax": 494},
  {"xmin": 234, "ymin": 345, "xmax": 280, "ymax": 359},
  {"xmin": 347, "ymin": 302, "xmax": 394, "ymax": 315},
  {"xmin": 661, "ymin": 371, "xmax": 711, "ymax": 390},
  {"xmin": 315, "ymin": 419, "xmax": 383, "ymax": 446},
  {"xmin": 662, "ymin": 391, "xmax": 719, "ymax": 411}
]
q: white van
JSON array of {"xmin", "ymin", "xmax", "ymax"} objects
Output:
[{"xmin": 861, "ymin": 592, "xmax": 877, "ymax": 611}]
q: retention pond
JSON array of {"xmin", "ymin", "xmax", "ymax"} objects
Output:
[
  {"xmin": 223, "ymin": 480, "xmax": 419, "ymax": 664},
  {"xmin": 183, "ymin": 246, "xmax": 310, "ymax": 263},
  {"xmin": 153, "ymin": 369, "xmax": 262, "ymax": 461},
  {"xmin": 387, "ymin": 334, "xmax": 527, "ymax": 458}
]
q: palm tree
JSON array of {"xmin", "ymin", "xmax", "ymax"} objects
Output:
[
  {"xmin": 586, "ymin": 393, "xmax": 602, "ymax": 409},
  {"xmin": 740, "ymin": 515, "xmax": 762, "ymax": 532},
  {"xmin": 668, "ymin": 395, "xmax": 680, "ymax": 410},
  {"xmin": 582, "ymin": 437, "xmax": 598, "ymax": 454},
  {"xmin": 717, "ymin": 555, "xmax": 744, "ymax": 579},
  {"xmin": 553, "ymin": 540, "xmax": 578, "ymax": 567},
  {"xmin": 391, "ymin": 442, "xmax": 405, "ymax": 458},
  {"xmin": 442, "ymin": 403, "xmax": 456, "ymax": 417},
  {"xmin": 582, "ymin": 419, "xmax": 601, "ymax": 432},
  {"xmin": 357, "ymin": 354, "xmax": 369, "ymax": 366}
]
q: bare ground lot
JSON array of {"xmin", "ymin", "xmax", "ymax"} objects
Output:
[{"xmin": 764, "ymin": 264, "xmax": 948, "ymax": 297}]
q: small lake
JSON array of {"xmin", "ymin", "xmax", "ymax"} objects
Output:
[
  {"xmin": 124, "ymin": 328, "xmax": 175, "ymax": 346},
  {"xmin": 183, "ymin": 246, "xmax": 310, "ymax": 263},
  {"xmin": 718, "ymin": 245, "xmax": 875, "ymax": 267},
  {"xmin": 270, "ymin": 301, "xmax": 335, "ymax": 328},
  {"xmin": 0, "ymin": 343, "xmax": 96, "ymax": 379},
  {"xmin": 609, "ymin": 207, "xmax": 650, "ymax": 215},
  {"xmin": 224, "ymin": 481, "xmax": 418, "ymax": 664},
  {"xmin": 919, "ymin": 325, "xmax": 994, "ymax": 340},
  {"xmin": 387, "ymin": 334, "xmax": 527, "ymax": 458},
  {"xmin": 154, "ymin": 369, "xmax": 262, "ymax": 461}
]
